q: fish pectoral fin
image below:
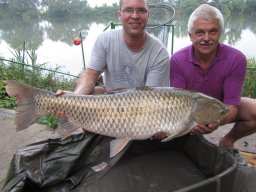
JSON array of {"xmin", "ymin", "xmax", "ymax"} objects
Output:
[
  {"xmin": 110, "ymin": 138, "xmax": 131, "ymax": 158},
  {"xmin": 161, "ymin": 121, "xmax": 196, "ymax": 142},
  {"xmin": 161, "ymin": 128, "xmax": 191, "ymax": 142},
  {"xmin": 161, "ymin": 120, "xmax": 196, "ymax": 142},
  {"xmin": 58, "ymin": 115, "xmax": 81, "ymax": 137}
]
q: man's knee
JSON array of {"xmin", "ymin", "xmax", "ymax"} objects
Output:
[{"xmin": 237, "ymin": 97, "xmax": 256, "ymax": 121}]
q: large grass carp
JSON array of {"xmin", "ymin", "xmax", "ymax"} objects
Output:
[{"xmin": 4, "ymin": 80, "xmax": 228, "ymax": 157}]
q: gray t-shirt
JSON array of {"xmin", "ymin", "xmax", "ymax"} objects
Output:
[{"xmin": 87, "ymin": 29, "xmax": 170, "ymax": 91}]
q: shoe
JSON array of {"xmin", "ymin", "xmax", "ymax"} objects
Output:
[{"xmin": 226, "ymin": 149, "xmax": 248, "ymax": 166}]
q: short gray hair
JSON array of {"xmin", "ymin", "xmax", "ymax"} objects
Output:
[{"xmin": 187, "ymin": 4, "xmax": 224, "ymax": 33}]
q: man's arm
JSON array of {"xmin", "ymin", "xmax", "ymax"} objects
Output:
[
  {"xmin": 56, "ymin": 68, "xmax": 105, "ymax": 96},
  {"xmin": 75, "ymin": 68, "xmax": 104, "ymax": 95},
  {"xmin": 220, "ymin": 105, "xmax": 238, "ymax": 125}
]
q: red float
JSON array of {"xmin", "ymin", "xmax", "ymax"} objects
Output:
[{"xmin": 73, "ymin": 37, "xmax": 81, "ymax": 45}]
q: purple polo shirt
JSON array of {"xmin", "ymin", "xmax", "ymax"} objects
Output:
[{"xmin": 170, "ymin": 43, "xmax": 247, "ymax": 105}]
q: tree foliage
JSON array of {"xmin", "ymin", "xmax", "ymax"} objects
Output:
[
  {"xmin": 45, "ymin": 0, "xmax": 89, "ymax": 16},
  {"xmin": 1, "ymin": 0, "xmax": 255, "ymax": 17},
  {"xmin": 7, "ymin": 0, "xmax": 39, "ymax": 16},
  {"xmin": 168, "ymin": 0, "xmax": 248, "ymax": 16}
]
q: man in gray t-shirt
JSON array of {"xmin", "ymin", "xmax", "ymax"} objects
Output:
[
  {"xmin": 57, "ymin": 0, "xmax": 169, "ymax": 95},
  {"xmin": 88, "ymin": 28, "xmax": 169, "ymax": 91}
]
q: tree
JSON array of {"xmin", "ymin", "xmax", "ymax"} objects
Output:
[
  {"xmin": 42, "ymin": 0, "xmax": 89, "ymax": 17},
  {"xmin": 228, "ymin": 0, "xmax": 247, "ymax": 14},
  {"xmin": 245, "ymin": 0, "xmax": 256, "ymax": 15},
  {"xmin": 7, "ymin": 0, "xmax": 39, "ymax": 16}
]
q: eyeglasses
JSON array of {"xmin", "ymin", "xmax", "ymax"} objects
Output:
[{"xmin": 121, "ymin": 8, "xmax": 148, "ymax": 15}]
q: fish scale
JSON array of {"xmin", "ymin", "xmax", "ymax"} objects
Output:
[{"xmin": 4, "ymin": 80, "xmax": 228, "ymax": 157}]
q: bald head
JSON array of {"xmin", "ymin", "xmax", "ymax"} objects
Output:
[{"xmin": 119, "ymin": 0, "xmax": 149, "ymax": 10}]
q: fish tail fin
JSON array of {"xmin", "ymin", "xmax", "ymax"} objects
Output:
[{"xmin": 4, "ymin": 80, "xmax": 44, "ymax": 131}]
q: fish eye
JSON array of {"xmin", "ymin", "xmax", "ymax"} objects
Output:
[{"xmin": 220, "ymin": 109, "xmax": 226, "ymax": 115}]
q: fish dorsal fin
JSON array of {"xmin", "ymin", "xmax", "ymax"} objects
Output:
[
  {"xmin": 135, "ymin": 86, "xmax": 153, "ymax": 91},
  {"xmin": 105, "ymin": 88, "xmax": 130, "ymax": 95},
  {"xmin": 58, "ymin": 115, "xmax": 81, "ymax": 137},
  {"xmin": 105, "ymin": 86, "xmax": 152, "ymax": 95},
  {"xmin": 110, "ymin": 138, "xmax": 131, "ymax": 157}
]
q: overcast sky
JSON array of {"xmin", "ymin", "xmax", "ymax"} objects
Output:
[{"xmin": 87, "ymin": 0, "xmax": 119, "ymax": 7}]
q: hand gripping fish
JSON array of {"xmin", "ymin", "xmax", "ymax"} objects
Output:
[{"xmin": 4, "ymin": 80, "xmax": 228, "ymax": 157}]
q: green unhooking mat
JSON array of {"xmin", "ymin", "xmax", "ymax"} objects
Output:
[{"xmin": 1, "ymin": 133, "xmax": 255, "ymax": 192}]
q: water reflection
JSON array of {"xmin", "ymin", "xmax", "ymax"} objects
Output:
[{"xmin": 0, "ymin": 14, "xmax": 256, "ymax": 76}]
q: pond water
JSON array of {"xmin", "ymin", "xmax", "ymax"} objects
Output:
[{"xmin": 0, "ymin": 15, "xmax": 256, "ymax": 77}]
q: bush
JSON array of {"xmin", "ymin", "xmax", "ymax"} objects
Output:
[
  {"xmin": 243, "ymin": 58, "xmax": 256, "ymax": 98},
  {"xmin": 0, "ymin": 61, "xmax": 16, "ymax": 109}
]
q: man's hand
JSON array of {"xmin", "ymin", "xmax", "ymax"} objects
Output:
[
  {"xmin": 150, "ymin": 132, "xmax": 167, "ymax": 140},
  {"xmin": 190, "ymin": 121, "xmax": 220, "ymax": 135},
  {"xmin": 55, "ymin": 90, "xmax": 76, "ymax": 96},
  {"xmin": 54, "ymin": 90, "xmax": 79, "ymax": 117}
]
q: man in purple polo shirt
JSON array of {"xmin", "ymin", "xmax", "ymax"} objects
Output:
[{"xmin": 170, "ymin": 4, "xmax": 256, "ymax": 165}]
